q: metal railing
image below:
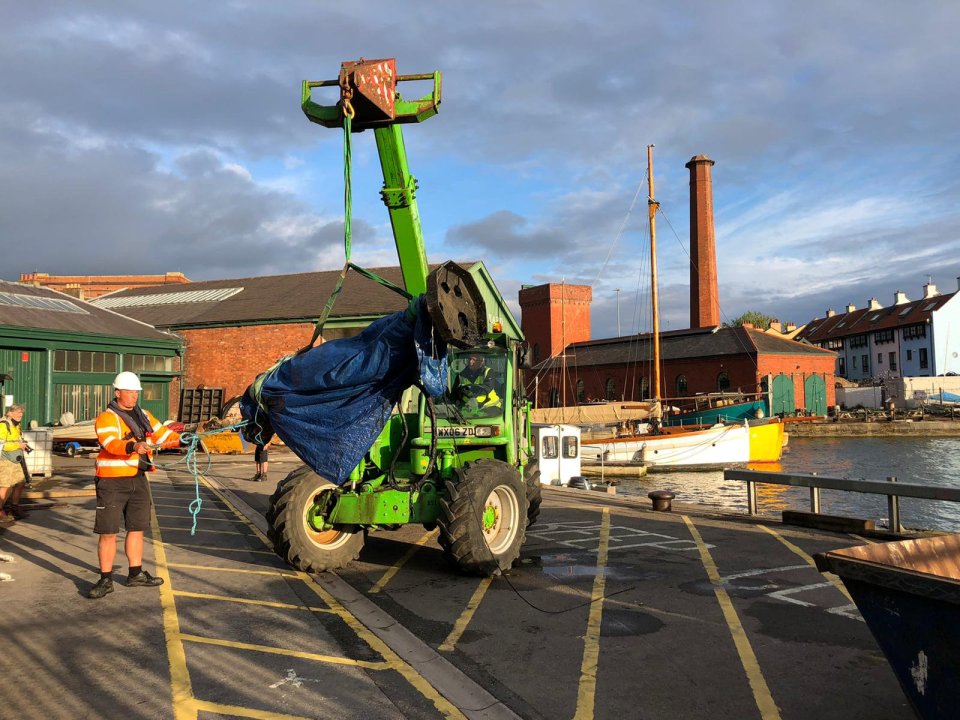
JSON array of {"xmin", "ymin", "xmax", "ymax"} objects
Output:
[{"xmin": 724, "ymin": 469, "xmax": 960, "ymax": 533}]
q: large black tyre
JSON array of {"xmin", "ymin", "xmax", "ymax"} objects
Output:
[
  {"xmin": 267, "ymin": 464, "xmax": 363, "ymax": 572},
  {"xmin": 438, "ymin": 459, "xmax": 527, "ymax": 576},
  {"xmin": 524, "ymin": 461, "xmax": 543, "ymax": 528}
]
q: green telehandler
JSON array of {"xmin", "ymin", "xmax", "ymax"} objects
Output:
[{"xmin": 264, "ymin": 59, "xmax": 542, "ymax": 576}]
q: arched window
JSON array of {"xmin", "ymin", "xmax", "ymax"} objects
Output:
[
  {"xmin": 676, "ymin": 374, "xmax": 688, "ymax": 396},
  {"xmin": 639, "ymin": 376, "xmax": 649, "ymax": 399},
  {"xmin": 576, "ymin": 379, "xmax": 586, "ymax": 403},
  {"xmin": 533, "ymin": 343, "xmax": 540, "ymax": 364},
  {"xmin": 717, "ymin": 372, "xmax": 730, "ymax": 392},
  {"xmin": 549, "ymin": 388, "xmax": 560, "ymax": 407},
  {"xmin": 605, "ymin": 378, "xmax": 616, "ymax": 401}
]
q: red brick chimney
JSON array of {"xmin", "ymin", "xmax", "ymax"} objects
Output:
[{"xmin": 686, "ymin": 154, "xmax": 720, "ymax": 328}]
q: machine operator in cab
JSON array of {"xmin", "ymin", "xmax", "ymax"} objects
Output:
[{"xmin": 452, "ymin": 353, "xmax": 503, "ymax": 415}]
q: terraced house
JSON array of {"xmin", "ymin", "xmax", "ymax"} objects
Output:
[{"xmin": 797, "ymin": 280, "xmax": 960, "ymax": 381}]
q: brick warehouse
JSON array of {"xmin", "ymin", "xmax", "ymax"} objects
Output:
[{"xmin": 92, "ymin": 268, "xmax": 414, "ymax": 419}]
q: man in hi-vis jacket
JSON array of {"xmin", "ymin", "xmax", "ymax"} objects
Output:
[{"xmin": 87, "ymin": 372, "xmax": 181, "ymax": 600}]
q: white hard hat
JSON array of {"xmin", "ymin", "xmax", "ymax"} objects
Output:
[{"xmin": 113, "ymin": 371, "xmax": 143, "ymax": 391}]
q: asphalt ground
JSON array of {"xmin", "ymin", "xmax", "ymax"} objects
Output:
[{"xmin": 1, "ymin": 448, "xmax": 914, "ymax": 719}]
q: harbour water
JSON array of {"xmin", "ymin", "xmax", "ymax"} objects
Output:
[{"xmin": 615, "ymin": 436, "xmax": 960, "ymax": 532}]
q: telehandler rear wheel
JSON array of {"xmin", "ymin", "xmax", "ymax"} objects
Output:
[
  {"xmin": 438, "ymin": 459, "xmax": 527, "ymax": 576},
  {"xmin": 524, "ymin": 461, "xmax": 543, "ymax": 528},
  {"xmin": 268, "ymin": 464, "xmax": 363, "ymax": 573}
]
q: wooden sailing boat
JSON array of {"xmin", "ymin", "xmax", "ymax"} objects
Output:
[{"xmin": 585, "ymin": 146, "xmax": 784, "ymax": 468}]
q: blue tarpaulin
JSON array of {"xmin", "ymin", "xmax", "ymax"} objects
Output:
[{"xmin": 240, "ymin": 297, "xmax": 447, "ymax": 485}]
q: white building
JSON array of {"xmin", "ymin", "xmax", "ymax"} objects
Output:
[{"xmin": 797, "ymin": 280, "xmax": 960, "ymax": 381}]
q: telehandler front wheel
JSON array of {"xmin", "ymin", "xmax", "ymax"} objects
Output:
[
  {"xmin": 267, "ymin": 464, "xmax": 363, "ymax": 573},
  {"xmin": 438, "ymin": 459, "xmax": 527, "ymax": 576},
  {"xmin": 524, "ymin": 461, "xmax": 543, "ymax": 528}
]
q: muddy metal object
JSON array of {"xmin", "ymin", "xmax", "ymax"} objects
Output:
[
  {"xmin": 648, "ymin": 489, "xmax": 676, "ymax": 511},
  {"xmin": 425, "ymin": 261, "xmax": 487, "ymax": 349},
  {"xmin": 815, "ymin": 534, "xmax": 960, "ymax": 720},
  {"xmin": 302, "ymin": 58, "xmax": 441, "ymax": 133}
]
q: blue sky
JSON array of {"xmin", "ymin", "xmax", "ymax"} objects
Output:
[{"xmin": 3, "ymin": 1, "xmax": 960, "ymax": 339}]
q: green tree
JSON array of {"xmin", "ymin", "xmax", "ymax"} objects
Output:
[{"xmin": 725, "ymin": 310, "xmax": 778, "ymax": 329}]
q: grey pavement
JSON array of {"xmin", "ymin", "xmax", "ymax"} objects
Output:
[{"xmin": 0, "ymin": 447, "xmax": 916, "ymax": 719}]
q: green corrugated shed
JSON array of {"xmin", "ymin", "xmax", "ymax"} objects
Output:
[{"xmin": 0, "ymin": 280, "xmax": 183, "ymax": 426}]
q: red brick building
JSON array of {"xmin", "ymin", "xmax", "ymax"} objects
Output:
[
  {"xmin": 19, "ymin": 272, "xmax": 191, "ymax": 300},
  {"xmin": 520, "ymin": 292, "xmax": 836, "ymax": 414},
  {"xmin": 93, "ymin": 268, "xmax": 413, "ymax": 419}
]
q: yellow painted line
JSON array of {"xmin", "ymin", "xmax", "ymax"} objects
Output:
[
  {"xmin": 369, "ymin": 528, "xmax": 438, "ymax": 594},
  {"xmin": 684, "ymin": 516, "xmax": 782, "ymax": 720},
  {"xmin": 757, "ymin": 524, "xmax": 853, "ymax": 603},
  {"xmin": 199, "ymin": 476, "xmax": 276, "ymax": 546},
  {"xmin": 193, "ymin": 699, "xmax": 310, "ymax": 720},
  {"xmin": 150, "ymin": 505, "xmax": 198, "ymax": 720},
  {"xmin": 573, "ymin": 507, "xmax": 610, "ymax": 720},
  {"xmin": 153, "ymin": 502, "xmax": 230, "ymax": 512},
  {"xmin": 297, "ymin": 575, "xmax": 467, "ymax": 720},
  {"xmin": 848, "ymin": 533, "xmax": 876, "ymax": 544},
  {"xmin": 160, "ymin": 542, "xmax": 274, "ymax": 555},
  {"xmin": 158, "ymin": 526, "xmax": 248, "ymax": 535},
  {"xmin": 439, "ymin": 577, "xmax": 493, "ymax": 652},
  {"xmin": 178, "ymin": 633, "xmax": 388, "ymax": 669},
  {"xmin": 155, "ymin": 513, "xmax": 237, "ymax": 523},
  {"xmin": 172, "ymin": 589, "xmax": 335, "ymax": 614},
  {"xmin": 166, "ymin": 562, "xmax": 298, "ymax": 578},
  {"xmin": 197, "ymin": 476, "xmax": 466, "ymax": 719}
]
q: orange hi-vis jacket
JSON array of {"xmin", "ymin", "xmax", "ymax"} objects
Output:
[{"xmin": 95, "ymin": 407, "xmax": 181, "ymax": 478}]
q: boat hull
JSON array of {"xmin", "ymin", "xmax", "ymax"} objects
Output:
[{"xmin": 587, "ymin": 419, "xmax": 785, "ymax": 468}]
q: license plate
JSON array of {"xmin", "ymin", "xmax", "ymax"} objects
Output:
[{"xmin": 435, "ymin": 426, "xmax": 476, "ymax": 438}]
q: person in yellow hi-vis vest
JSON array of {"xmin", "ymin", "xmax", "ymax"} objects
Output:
[
  {"xmin": 87, "ymin": 372, "xmax": 181, "ymax": 600},
  {"xmin": 453, "ymin": 354, "xmax": 503, "ymax": 416},
  {"xmin": 0, "ymin": 404, "xmax": 30, "ymax": 523}
]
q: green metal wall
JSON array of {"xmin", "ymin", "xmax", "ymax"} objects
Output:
[
  {"xmin": 0, "ymin": 347, "xmax": 48, "ymax": 426},
  {"xmin": 0, "ymin": 327, "xmax": 182, "ymax": 425}
]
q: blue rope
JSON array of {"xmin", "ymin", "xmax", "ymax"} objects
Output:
[{"xmin": 151, "ymin": 421, "xmax": 249, "ymax": 535}]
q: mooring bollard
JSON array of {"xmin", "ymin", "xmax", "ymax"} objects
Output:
[{"xmin": 648, "ymin": 490, "xmax": 676, "ymax": 512}]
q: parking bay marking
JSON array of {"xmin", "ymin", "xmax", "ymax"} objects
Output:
[{"xmin": 528, "ymin": 520, "xmax": 711, "ymax": 553}]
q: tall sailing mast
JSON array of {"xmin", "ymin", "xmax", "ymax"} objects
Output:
[{"xmin": 647, "ymin": 144, "xmax": 661, "ymax": 405}]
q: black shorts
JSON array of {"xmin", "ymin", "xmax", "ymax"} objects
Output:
[
  {"xmin": 255, "ymin": 445, "xmax": 269, "ymax": 463},
  {"xmin": 93, "ymin": 472, "xmax": 153, "ymax": 534}
]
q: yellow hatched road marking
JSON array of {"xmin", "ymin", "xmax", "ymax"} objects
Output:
[
  {"xmin": 166, "ymin": 562, "xmax": 298, "ymax": 578},
  {"xmin": 155, "ymin": 513, "xmax": 237, "ymax": 523},
  {"xmin": 172, "ymin": 589, "xmax": 335, "ymax": 614},
  {"xmin": 151, "ymin": 505, "xmax": 197, "ymax": 720},
  {"xmin": 196, "ymin": 476, "xmax": 468, "ymax": 719},
  {"xmin": 439, "ymin": 577, "xmax": 492, "ymax": 652},
  {"xmin": 153, "ymin": 502, "xmax": 230, "ymax": 510},
  {"xmin": 684, "ymin": 516, "xmax": 782, "ymax": 720},
  {"xmin": 158, "ymin": 526, "xmax": 247, "ymax": 535},
  {"xmin": 757, "ymin": 524, "xmax": 853, "ymax": 603},
  {"xmin": 178, "ymin": 633, "xmax": 388, "ymax": 669},
  {"xmin": 297, "ymin": 574, "xmax": 467, "ymax": 720},
  {"xmin": 573, "ymin": 507, "xmax": 610, "ymax": 720},
  {"xmin": 160, "ymin": 542, "xmax": 274, "ymax": 555},
  {"xmin": 193, "ymin": 700, "xmax": 310, "ymax": 720},
  {"xmin": 369, "ymin": 528, "xmax": 438, "ymax": 594}
]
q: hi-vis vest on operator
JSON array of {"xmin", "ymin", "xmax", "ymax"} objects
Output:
[{"xmin": 460, "ymin": 366, "xmax": 501, "ymax": 410}]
